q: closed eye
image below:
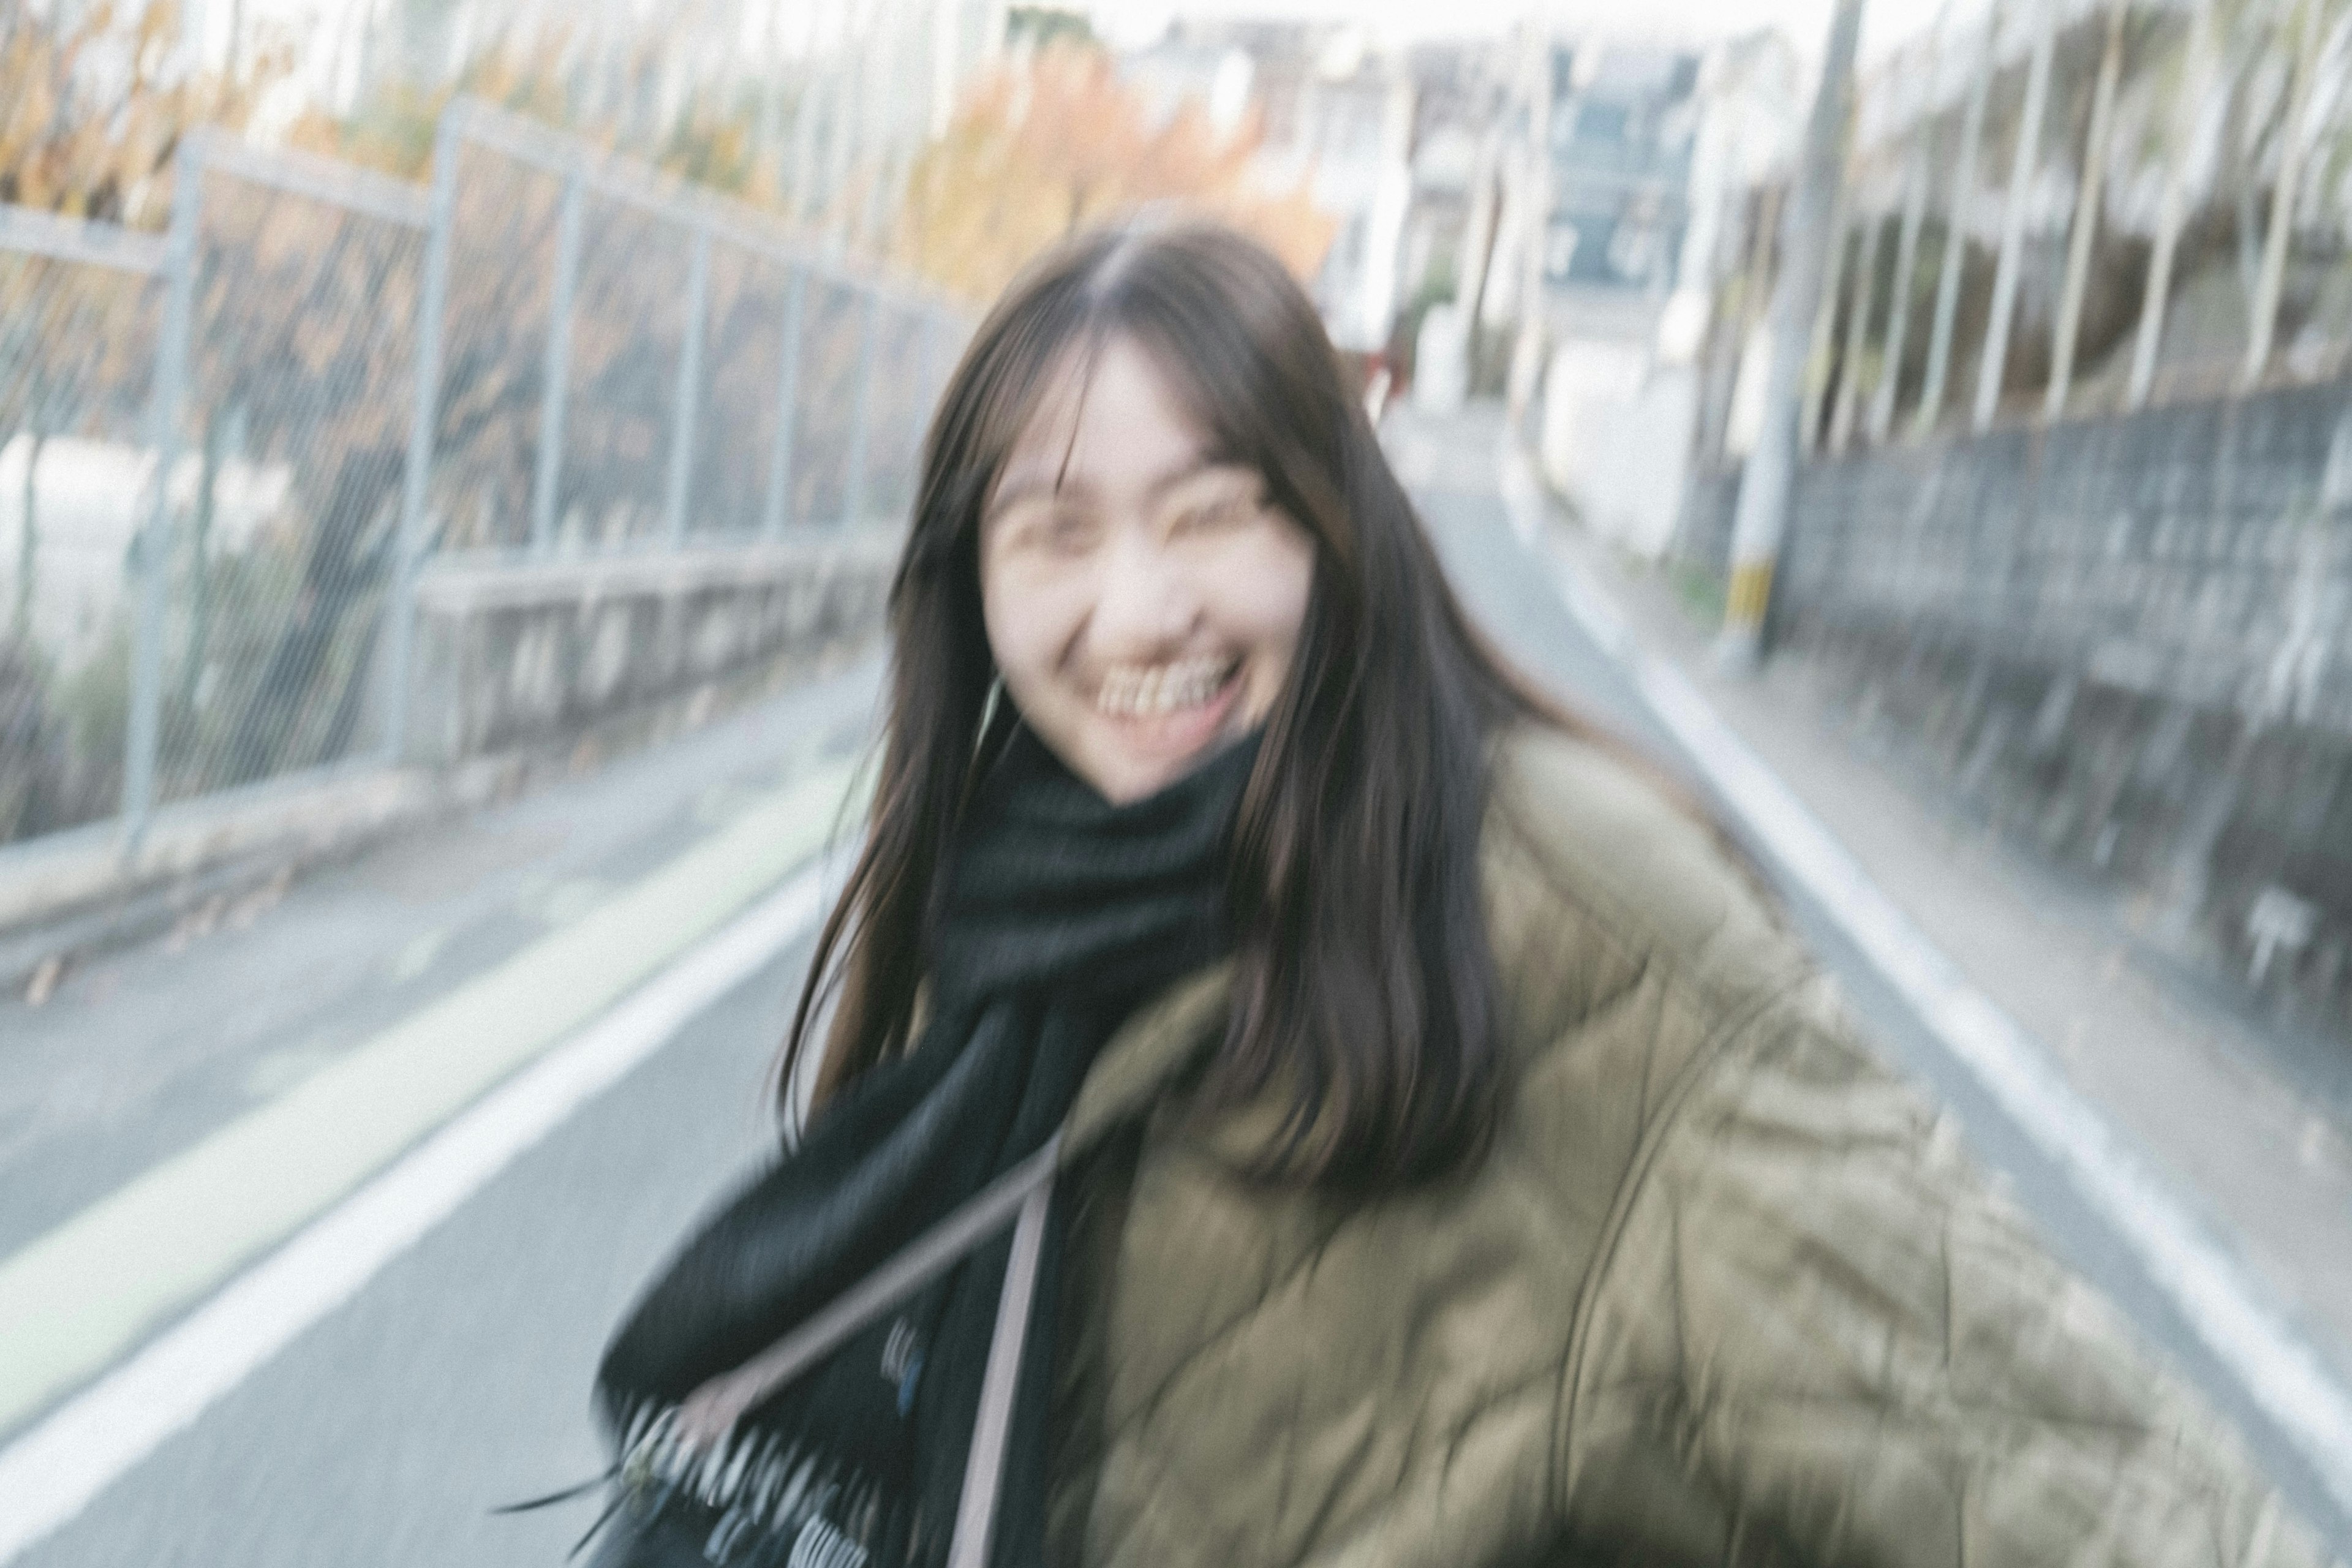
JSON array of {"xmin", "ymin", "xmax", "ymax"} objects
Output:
[
  {"xmin": 996, "ymin": 503, "xmax": 1101, "ymax": 555},
  {"xmin": 1169, "ymin": 491, "xmax": 1261, "ymax": 535}
]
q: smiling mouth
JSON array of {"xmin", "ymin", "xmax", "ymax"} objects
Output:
[{"xmin": 1092, "ymin": 655, "xmax": 1242, "ymax": 718}]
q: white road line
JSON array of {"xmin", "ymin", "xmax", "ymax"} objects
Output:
[
  {"xmin": 1498, "ymin": 444, "xmax": 2352, "ymax": 1516},
  {"xmin": 0, "ymin": 862, "xmax": 832, "ymax": 1564}
]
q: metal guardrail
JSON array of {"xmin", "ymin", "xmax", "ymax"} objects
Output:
[
  {"xmin": 0, "ymin": 206, "xmax": 171, "ymax": 275},
  {"xmin": 1787, "ymin": 0, "xmax": 2352, "ymax": 454},
  {"xmin": 0, "ymin": 99, "xmax": 965, "ymax": 864}
]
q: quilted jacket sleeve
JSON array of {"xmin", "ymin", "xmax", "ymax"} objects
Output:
[{"xmin": 1559, "ymin": 974, "xmax": 2340, "ymax": 1568}]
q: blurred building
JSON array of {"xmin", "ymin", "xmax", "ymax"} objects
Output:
[
  {"xmin": 1390, "ymin": 39, "xmax": 1510, "ymax": 323},
  {"xmin": 1543, "ymin": 43, "xmax": 1702, "ymax": 304},
  {"xmin": 1121, "ymin": 29, "xmax": 1257, "ymax": 137},
  {"xmin": 1123, "ymin": 20, "xmax": 1419, "ymax": 356},
  {"xmin": 1513, "ymin": 28, "xmax": 1800, "ymax": 557}
]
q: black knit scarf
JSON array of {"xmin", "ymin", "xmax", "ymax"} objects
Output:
[{"xmin": 592, "ymin": 725, "xmax": 1255, "ymax": 1568}]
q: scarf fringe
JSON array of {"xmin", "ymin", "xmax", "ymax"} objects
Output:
[{"xmin": 605, "ymin": 1398, "xmax": 902, "ymax": 1567}]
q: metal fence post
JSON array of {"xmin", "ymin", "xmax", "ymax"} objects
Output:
[
  {"xmin": 1798, "ymin": 205, "xmax": 1850, "ymax": 455},
  {"xmin": 2244, "ymin": 0, "xmax": 2320, "ymax": 392},
  {"xmin": 2046, "ymin": 0, "xmax": 2126, "ymax": 420},
  {"xmin": 532, "ymin": 164, "xmax": 586, "ymax": 551},
  {"xmin": 384, "ymin": 108, "xmax": 461, "ymax": 764},
  {"xmin": 1829, "ymin": 210, "xmax": 1883, "ymax": 454},
  {"xmin": 2130, "ymin": 0, "xmax": 2217, "ymax": 410},
  {"xmin": 1973, "ymin": 0, "xmax": 2055, "ymax": 433},
  {"xmin": 1916, "ymin": 3, "xmax": 1995, "ymax": 439},
  {"xmin": 121, "ymin": 138, "xmax": 205, "ymax": 848},
  {"xmin": 665, "ymin": 221, "xmax": 714, "ymax": 546},
  {"xmin": 840, "ymin": 286, "xmax": 878, "ymax": 529},
  {"xmin": 762, "ymin": 263, "xmax": 809, "ymax": 538},
  {"xmin": 1871, "ymin": 34, "xmax": 1938, "ymax": 445}
]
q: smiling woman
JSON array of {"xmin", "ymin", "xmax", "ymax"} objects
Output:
[
  {"xmin": 782, "ymin": 222, "xmax": 1564, "ymax": 1171},
  {"xmin": 977, "ymin": 337, "xmax": 1316, "ymax": 805},
  {"xmin": 584, "ymin": 222, "xmax": 2338, "ymax": 1568}
]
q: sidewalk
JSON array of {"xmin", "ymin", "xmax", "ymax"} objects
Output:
[
  {"xmin": 1386, "ymin": 401, "xmax": 2352, "ymax": 1536},
  {"xmin": 1513, "ymin": 428, "xmax": 2352, "ymax": 1376}
]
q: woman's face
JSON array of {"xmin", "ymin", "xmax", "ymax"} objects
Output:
[{"xmin": 979, "ymin": 334, "xmax": 1316, "ymax": 804}]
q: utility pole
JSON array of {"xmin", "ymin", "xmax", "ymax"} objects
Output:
[
  {"xmin": 1797, "ymin": 179, "xmax": 1851, "ymax": 456},
  {"xmin": 1719, "ymin": 0, "xmax": 1866, "ymax": 670}
]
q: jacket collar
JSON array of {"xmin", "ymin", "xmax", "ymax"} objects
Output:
[{"xmin": 1061, "ymin": 960, "xmax": 1233, "ymax": 1161}]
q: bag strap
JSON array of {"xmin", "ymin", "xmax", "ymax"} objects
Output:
[
  {"xmin": 947, "ymin": 1159, "xmax": 1054, "ymax": 1568},
  {"xmin": 671, "ymin": 1134, "xmax": 1063, "ymax": 1561}
]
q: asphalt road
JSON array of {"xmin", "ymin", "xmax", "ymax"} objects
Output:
[{"xmin": 7, "ymin": 432, "xmax": 2348, "ymax": 1562}]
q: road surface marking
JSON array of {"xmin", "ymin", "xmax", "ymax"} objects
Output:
[
  {"xmin": 0, "ymin": 759, "xmax": 857, "ymax": 1441},
  {"xmin": 1498, "ymin": 443, "xmax": 2352, "ymax": 1516},
  {"xmin": 0, "ymin": 848, "xmax": 843, "ymax": 1563}
]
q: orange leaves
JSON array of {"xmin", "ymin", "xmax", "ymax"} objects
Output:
[
  {"xmin": 0, "ymin": 0, "xmax": 282, "ymax": 227},
  {"xmin": 894, "ymin": 42, "xmax": 1335, "ymax": 304}
]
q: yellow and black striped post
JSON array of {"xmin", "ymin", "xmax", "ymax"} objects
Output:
[{"xmin": 1719, "ymin": 0, "xmax": 1865, "ymax": 672}]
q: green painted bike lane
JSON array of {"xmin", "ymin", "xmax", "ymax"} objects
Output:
[{"xmin": 0, "ymin": 760, "xmax": 861, "ymax": 1434}]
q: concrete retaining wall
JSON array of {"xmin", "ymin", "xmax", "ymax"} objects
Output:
[
  {"xmin": 0, "ymin": 533, "xmax": 897, "ymax": 993},
  {"xmin": 404, "ymin": 534, "xmax": 896, "ymax": 767},
  {"xmin": 1674, "ymin": 384, "xmax": 2352, "ymax": 1035}
]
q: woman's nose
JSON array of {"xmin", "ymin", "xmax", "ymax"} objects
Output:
[{"xmin": 1088, "ymin": 529, "xmax": 1197, "ymax": 656}]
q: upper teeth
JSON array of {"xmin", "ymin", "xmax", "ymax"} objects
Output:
[{"xmin": 1096, "ymin": 657, "xmax": 1233, "ymax": 717}]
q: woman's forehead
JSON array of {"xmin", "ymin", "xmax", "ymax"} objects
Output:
[{"xmin": 995, "ymin": 335, "xmax": 1220, "ymax": 498}]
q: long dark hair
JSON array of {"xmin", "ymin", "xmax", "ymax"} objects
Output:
[{"xmin": 782, "ymin": 220, "xmax": 1604, "ymax": 1185}]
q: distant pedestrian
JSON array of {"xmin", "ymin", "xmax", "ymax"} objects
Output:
[{"xmin": 587, "ymin": 222, "xmax": 2334, "ymax": 1568}]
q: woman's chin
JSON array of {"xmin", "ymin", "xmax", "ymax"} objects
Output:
[{"xmin": 1080, "ymin": 679, "xmax": 1245, "ymax": 801}]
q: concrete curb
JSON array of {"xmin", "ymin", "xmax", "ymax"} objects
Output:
[{"xmin": 0, "ymin": 763, "xmax": 502, "ymax": 1005}]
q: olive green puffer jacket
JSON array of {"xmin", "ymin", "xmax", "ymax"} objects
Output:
[{"xmin": 1039, "ymin": 725, "xmax": 2335, "ymax": 1568}]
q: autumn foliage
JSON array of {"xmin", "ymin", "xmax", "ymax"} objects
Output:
[
  {"xmin": 894, "ymin": 42, "xmax": 1336, "ymax": 304},
  {"xmin": 318, "ymin": 36, "xmax": 784, "ymax": 199},
  {"xmin": 0, "ymin": 1, "xmax": 282, "ymax": 226}
]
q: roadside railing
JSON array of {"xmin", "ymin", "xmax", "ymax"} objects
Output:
[
  {"xmin": 0, "ymin": 99, "xmax": 962, "ymax": 864},
  {"xmin": 0, "ymin": 206, "xmax": 166, "ymax": 851}
]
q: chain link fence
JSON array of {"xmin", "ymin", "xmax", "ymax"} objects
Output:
[
  {"xmin": 791, "ymin": 274, "xmax": 875, "ymax": 531},
  {"xmin": 0, "ymin": 99, "xmax": 965, "ymax": 862},
  {"xmin": 150, "ymin": 136, "xmax": 429, "ymax": 810},
  {"xmin": 0, "ymin": 211, "xmax": 165, "ymax": 846}
]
